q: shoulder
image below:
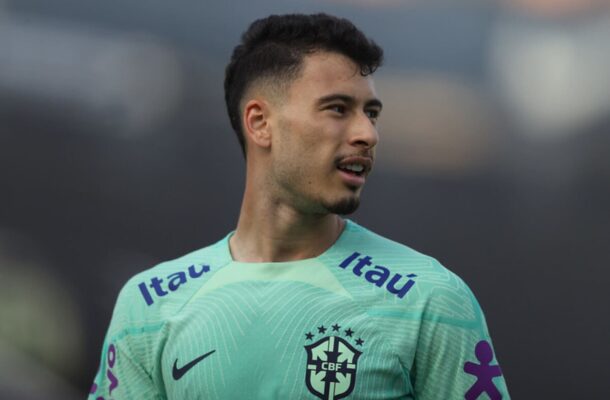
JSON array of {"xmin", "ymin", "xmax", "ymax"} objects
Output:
[
  {"xmin": 337, "ymin": 221, "xmax": 478, "ymax": 315},
  {"xmin": 342, "ymin": 220, "xmax": 434, "ymax": 262},
  {"xmin": 107, "ymin": 235, "xmax": 233, "ymax": 333}
]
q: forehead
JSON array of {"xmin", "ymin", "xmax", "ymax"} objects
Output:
[{"xmin": 288, "ymin": 51, "xmax": 377, "ymax": 100}]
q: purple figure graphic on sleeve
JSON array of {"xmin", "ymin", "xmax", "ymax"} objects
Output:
[{"xmin": 464, "ymin": 340, "xmax": 503, "ymax": 400}]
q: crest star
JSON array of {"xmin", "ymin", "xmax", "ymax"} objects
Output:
[
  {"xmin": 356, "ymin": 338, "xmax": 364, "ymax": 346},
  {"xmin": 318, "ymin": 325, "xmax": 327, "ymax": 334},
  {"xmin": 345, "ymin": 328, "xmax": 354, "ymax": 337},
  {"xmin": 332, "ymin": 324, "xmax": 340, "ymax": 331},
  {"xmin": 305, "ymin": 332, "xmax": 314, "ymax": 340}
]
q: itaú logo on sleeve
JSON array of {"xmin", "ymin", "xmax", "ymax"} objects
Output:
[{"xmin": 138, "ymin": 264, "xmax": 210, "ymax": 306}]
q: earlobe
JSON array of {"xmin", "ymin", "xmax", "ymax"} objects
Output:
[{"xmin": 243, "ymin": 99, "xmax": 272, "ymax": 149}]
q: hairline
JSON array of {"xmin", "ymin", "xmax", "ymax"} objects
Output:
[{"xmin": 238, "ymin": 49, "xmax": 374, "ymax": 127}]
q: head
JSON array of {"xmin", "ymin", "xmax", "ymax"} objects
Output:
[{"xmin": 224, "ymin": 13, "xmax": 384, "ymax": 215}]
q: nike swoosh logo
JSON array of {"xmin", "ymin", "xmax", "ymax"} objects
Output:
[{"xmin": 172, "ymin": 350, "xmax": 216, "ymax": 380}]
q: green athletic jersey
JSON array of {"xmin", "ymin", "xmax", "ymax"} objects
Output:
[{"xmin": 89, "ymin": 219, "xmax": 509, "ymax": 400}]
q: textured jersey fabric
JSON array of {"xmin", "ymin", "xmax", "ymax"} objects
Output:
[{"xmin": 89, "ymin": 219, "xmax": 510, "ymax": 399}]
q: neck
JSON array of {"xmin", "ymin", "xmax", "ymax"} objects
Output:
[{"xmin": 229, "ymin": 171, "xmax": 345, "ymax": 263}]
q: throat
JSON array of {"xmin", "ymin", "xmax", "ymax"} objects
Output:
[{"xmin": 230, "ymin": 216, "xmax": 346, "ymax": 262}]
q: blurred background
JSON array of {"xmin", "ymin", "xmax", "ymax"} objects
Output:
[{"xmin": 1, "ymin": 0, "xmax": 609, "ymax": 398}]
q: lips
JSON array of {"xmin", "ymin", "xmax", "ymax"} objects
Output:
[
  {"xmin": 336, "ymin": 156, "xmax": 373, "ymax": 176},
  {"xmin": 336, "ymin": 155, "xmax": 373, "ymax": 187}
]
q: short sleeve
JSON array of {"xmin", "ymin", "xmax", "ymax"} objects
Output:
[
  {"xmin": 412, "ymin": 269, "xmax": 510, "ymax": 399},
  {"xmin": 88, "ymin": 282, "xmax": 165, "ymax": 400}
]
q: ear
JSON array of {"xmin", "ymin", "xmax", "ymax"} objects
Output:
[{"xmin": 243, "ymin": 98, "xmax": 272, "ymax": 150}]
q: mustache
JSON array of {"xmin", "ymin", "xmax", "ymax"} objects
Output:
[
  {"xmin": 334, "ymin": 151, "xmax": 375, "ymax": 175},
  {"xmin": 335, "ymin": 151, "xmax": 375, "ymax": 164}
]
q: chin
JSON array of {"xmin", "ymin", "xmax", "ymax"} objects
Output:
[{"xmin": 324, "ymin": 196, "xmax": 360, "ymax": 215}]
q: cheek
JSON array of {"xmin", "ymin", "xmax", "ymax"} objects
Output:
[
  {"xmin": 274, "ymin": 116, "xmax": 338, "ymax": 176},
  {"xmin": 277, "ymin": 123, "xmax": 316, "ymax": 158},
  {"xmin": 299, "ymin": 120, "xmax": 339, "ymax": 153}
]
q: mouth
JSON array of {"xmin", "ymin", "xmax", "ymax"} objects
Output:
[{"xmin": 336, "ymin": 156, "xmax": 373, "ymax": 186}]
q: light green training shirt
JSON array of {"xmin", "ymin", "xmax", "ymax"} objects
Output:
[{"xmin": 89, "ymin": 219, "xmax": 510, "ymax": 399}]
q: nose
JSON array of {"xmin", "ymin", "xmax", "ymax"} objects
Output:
[{"xmin": 348, "ymin": 112, "xmax": 379, "ymax": 149}]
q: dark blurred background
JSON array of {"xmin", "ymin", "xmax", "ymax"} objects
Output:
[{"xmin": 1, "ymin": 0, "xmax": 609, "ymax": 398}]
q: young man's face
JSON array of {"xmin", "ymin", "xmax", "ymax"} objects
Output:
[{"xmin": 267, "ymin": 51, "xmax": 382, "ymax": 215}]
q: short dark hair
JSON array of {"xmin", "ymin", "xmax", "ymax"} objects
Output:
[{"xmin": 224, "ymin": 13, "xmax": 384, "ymax": 157}]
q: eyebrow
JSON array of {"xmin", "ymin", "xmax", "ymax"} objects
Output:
[{"xmin": 317, "ymin": 94, "xmax": 383, "ymax": 110}]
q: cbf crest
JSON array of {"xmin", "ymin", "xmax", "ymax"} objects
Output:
[{"xmin": 304, "ymin": 324, "xmax": 364, "ymax": 400}]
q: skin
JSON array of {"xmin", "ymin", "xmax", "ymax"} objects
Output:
[{"xmin": 229, "ymin": 51, "xmax": 382, "ymax": 262}]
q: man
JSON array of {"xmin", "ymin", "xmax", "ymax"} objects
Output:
[{"xmin": 89, "ymin": 13, "xmax": 510, "ymax": 400}]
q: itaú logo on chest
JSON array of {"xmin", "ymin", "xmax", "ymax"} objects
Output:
[
  {"xmin": 338, "ymin": 252, "xmax": 417, "ymax": 299},
  {"xmin": 137, "ymin": 264, "xmax": 210, "ymax": 306}
]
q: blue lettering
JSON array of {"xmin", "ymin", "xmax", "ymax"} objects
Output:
[
  {"xmin": 364, "ymin": 265, "xmax": 390, "ymax": 287},
  {"xmin": 339, "ymin": 252, "xmax": 360, "ymax": 269},
  {"xmin": 387, "ymin": 273, "xmax": 417, "ymax": 299},
  {"xmin": 149, "ymin": 277, "xmax": 168, "ymax": 297},
  {"xmin": 188, "ymin": 264, "xmax": 209, "ymax": 278},
  {"xmin": 353, "ymin": 256, "xmax": 372, "ymax": 276},
  {"xmin": 139, "ymin": 263, "xmax": 211, "ymax": 306},
  {"xmin": 339, "ymin": 252, "xmax": 417, "ymax": 299},
  {"xmin": 138, "ymin": 282, "xmax": 154, "ymax": 306},
  {"xmin": 168, "ymin": 272, "xmax": 187, "ymax": 291}
]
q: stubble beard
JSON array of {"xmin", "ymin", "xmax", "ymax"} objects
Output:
[
  {"xmin": 321, "ymin": 194, "xmax": 360, "ymax": 215},
  {"xmin": 287, "ymin": 188, "xmax": 361, "ymax": 216},
  {"xmin": 271, "ymin": 148, "xmax": 363, "ymax": 215},
  {"xmin": 277, "ymin": 175, "xmax": 362, "ymax": 216}
]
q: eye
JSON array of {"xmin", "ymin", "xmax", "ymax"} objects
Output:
[
  {"xmin": 365, "ymin": 109, "xmax": 380, "ymax": 122},
  {"xmin": 328, "ymin": 104, "xmax": 346, "ymax": 114}
]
